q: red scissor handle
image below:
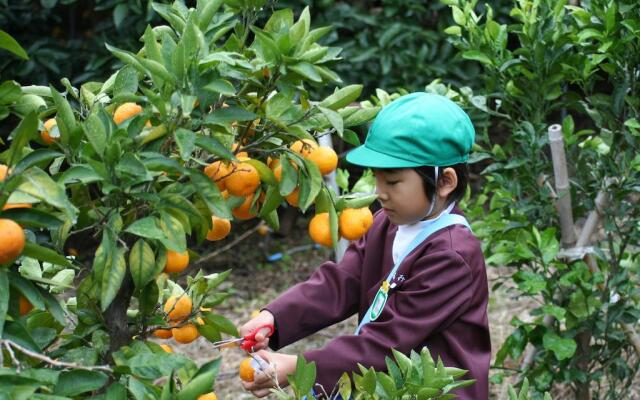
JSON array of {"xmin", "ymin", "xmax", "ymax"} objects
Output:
[{"xmin": 240, "ymin": 323, "xmax": 274, "ymax": 351}]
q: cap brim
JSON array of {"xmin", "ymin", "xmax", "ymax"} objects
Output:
[{"xmin": 345, "ymin": 144, "xmax": 423, "ymax": 168}]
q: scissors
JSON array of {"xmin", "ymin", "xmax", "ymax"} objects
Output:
[{"xmin": 210, "ymin": 323, "xmax": 274, "ymax": 351}]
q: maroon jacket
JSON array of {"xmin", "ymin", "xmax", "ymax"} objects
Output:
[{"xmin": 265, "ymin": 209, "xmax": 490, "ymax": 399}]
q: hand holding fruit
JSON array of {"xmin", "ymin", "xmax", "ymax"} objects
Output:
[{"xmin": 240, "ymin": 350, "xmax": 297, "ymax": 398}]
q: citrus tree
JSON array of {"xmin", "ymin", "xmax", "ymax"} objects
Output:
[
  {"xmin": 440, "ymin": 0, "xmax": 640, "ymax": 398},
  {"xmin": 0, "ymin": 1, "xmax": 384, "ymax": 397}
]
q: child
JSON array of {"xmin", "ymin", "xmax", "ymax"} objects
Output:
[{"xmin": 239, "ymin": 93, "xmax": 490, "ymax": 399}]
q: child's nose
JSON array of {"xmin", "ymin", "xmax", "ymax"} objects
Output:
[{"xmin": 375, "ymin": 187, "xmax": 388, "ymax": 201}]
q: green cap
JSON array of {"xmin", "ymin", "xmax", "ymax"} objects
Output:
[{"xmin": 346, "ymin": 92, "xmax": 475, "ymax": 168}]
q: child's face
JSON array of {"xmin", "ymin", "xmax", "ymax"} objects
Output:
[{"xmin": 373, "ymin": 168, "xmax": 431, "ymax": 225}]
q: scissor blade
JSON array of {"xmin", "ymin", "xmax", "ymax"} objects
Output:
[{"xmin": 210, "ymin": 338, "xmax": 242, "ymax": 349}]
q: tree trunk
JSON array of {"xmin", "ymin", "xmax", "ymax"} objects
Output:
[{"xmin": 103, "ymin": 273, "xmax": 135, "ymax": 361}]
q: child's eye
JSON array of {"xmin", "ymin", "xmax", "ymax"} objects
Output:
[{"xmin": 387, "ymin": 180, "xmax": 399, "ymax": 185}]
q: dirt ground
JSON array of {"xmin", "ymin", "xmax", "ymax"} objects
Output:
[{"xmin": 155, "ymin": 217, "xmax": 576, "ymax": 399}]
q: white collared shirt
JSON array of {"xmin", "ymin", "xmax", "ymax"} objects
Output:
[{"xmin": 392, "ymin": 202, "xmax": 456, "ymax": 264}]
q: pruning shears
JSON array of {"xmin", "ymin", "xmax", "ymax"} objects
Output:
[{"xmin": 210, "ymin": 323, "xmax": 274, "ymax": 351}]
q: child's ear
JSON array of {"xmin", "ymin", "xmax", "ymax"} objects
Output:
[{"xmin": 437, "ymin": 167, "xmax": 458, "ymax": 199}]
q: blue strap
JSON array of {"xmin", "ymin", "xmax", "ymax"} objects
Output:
[{"xmin": 354, "ymin": 214, "xmax": 470, "ymax": 335}]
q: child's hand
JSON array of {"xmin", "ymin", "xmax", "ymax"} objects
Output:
[
  {"xmin": 242, "ymin": 350, "xmax": 297, "ymax": 398},
  {"xmin": 239, "ymin": 310, "xmax": 275, "ymax": 352}
]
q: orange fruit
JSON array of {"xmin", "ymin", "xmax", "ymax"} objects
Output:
[
  {"xmin": 198, "ymin": 393, "xmax": 217, "ymax": 400},
  {"xmin": 41, "ymin": 118, "xmax": 58, "ymax": 145},
  {"xmin": 239, "ymin": 357, "xmax": 256, "ymax": 382},
  {"xmin": 204, "ymin": 161, "xmax": 231, "ymax": 191},
  {"xmin": 206, "ymin": 216, "xmax": 231, "ymax": 241},
  {"xmin": 232, "ymin": 143, "xmax": 249, "ymax": 158},
  {"xmin": 172, "ymin": 323, "xmax": 200, "ymax": 343},
  {"xmin": 339, "ymin": 207, "xmax": 374, "ymax": 241},
  {"xmin": 285, "ymin": 188, "xmax": 299, "ymax": 207},
  {"xmin": 0, "ymin": 218, "xmax": 26, "ymax": 265},
  {"xmin": 0, "ymin": 164, "xmax": 9, "ymax": 181},
  {"xmin": 163, "ymin": 295, "xmax": 192, "ymax": 321},
  {"xmin": 164, "ymin": 250, "xmax": 189, "ymax": 273},
  {"xmin": 153, "ymin": 328, "xmax": 173, "ymax": 339},
  {"xmin": 232, "ymin": 194, "xmax": 257, "ymax": 220},
  {"xmin": 113, "ymin": 102, "xmax": 143, "ymax": 125},
  {"xmin": 225, "ymin": 162, "xmax": 260, "ymax": 197},
  {"xmin": 257, "ymin": 223, "xmax": 270, "ymax": 236},
  {"xmin": 273, "ymin": 164, "xmax": 282, "ymax": 182},
  {"xmin": 307, "ymin": 146, "xmax": 338, "ymax": 175},
  {"xmin": 2, "ymin": 203, "xmax": 32, "ymax": 211},
  {"xmin": 308, "ymin": 213, "xmax": 333, "ymax": 247},
  {"xmin": 159, "ymin": 344, "xmax": 173, "ymax": 353},
  {"xmin": 290, "ymin": 139, "xmax": 318, "ymax": 158},
  {"xmin": 19, "ymin": 296, "xmax": 33, "ymax": 315}
]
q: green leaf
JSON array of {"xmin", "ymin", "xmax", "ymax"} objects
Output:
[
  {"xmin": 0, "ymin": 270, "xmax": 8, "ymax": 337},
  {"xmin": 451, "ymin": 6, "xmax": 466, "ymax": 25},
  {"xmin": 329, "ymin": 201, "xmax": 339, "ymax": 249},
  {"xmin": 203, "ymin": 79, "xmax": 235, "ymax": 96},
  {"xmin": 83, "ymin": 113, "xmax": 107, "ymax": 158},
  {"xmin": 265, "ymin": 9, "xmax": 294, "ymax": 33},
  {"xmin": 343, "ymin": 107, "xmax": 379, "ymax": 127},
  {"xmin": 18, "ymin": 167, "xmax": 78, "ymax": 221},
  {"xmin": 298, "ymin": 159, "xmax": 322, "ymax": 212},
  {"xmin": 462, "ymin": 50, "xmax": 492, "ymax": 65},
  {"xmin": 265, "ymin": 92, "xmax": 293, "ymax": 120},
  {"xmin": 105, "ymin": 382, "xmax": 127, "ymax": 400},
  {"xmin": 289, "ymin": 356, "xmax": 316, "ymax": 398},
  {"xmin": 197, "ymin": 0, "xmax": 224, "ymax": 31},
  {"xmin": 263, "ymin": 209, "xmax": 279, "ymax": 231},
  {"xmin": 53, "ymin": 370, "xmax": 108, "ymax": 397},
  {"xmin": 318, "ymin": 106, "xmax": 343, "ymax": 136},
  {"xmin": 7, "ymin": 111, "xmax": 38, "ymax": 167},
  {"xmin": 113, "ymin": 66, "xmax": 139, "ymax": 98},
  {"xmin": 175, "ymin": 128, "xmax": 196, "ymax": 161},
  {"xmin": 250, "ymin": 27, "xmax": 280, "ymax": 63},
  {"xmin": 158, "ymin": 211, "xmax": 187, "ymax": 252},
  {"xmin": 336, "ymin": 194, "xmax": 378, "ymax": 211},
  {"xmin": 203, "ymin": 312, "xmax": 238, "ymax": 336},
  {"xmin": 194, "ymin": 136, "xmax": 235, "ymax": 160},
  {"xmin": 189, "ymin": 170, "xmax": 232, "ymax": 220},
  {"xmin": 0, "ymin": 80, "xmax": 22, "ymax": 105},
  {"xmin": 244, "ymin": 158, "xmax": 276, "ymax": 185},
  {"xmin": 0, "ymin": 30, "xmax": 28, "ymax": 60},
  {"xmin": 0, "ymin": 208, "xmax": 64, "ymax": 230},
  {"xmin": 542, "ymin": 332, "xmax": 577, "ymax": 361},
  {"xmin": 58, "ymin": 165, "xmax": 104, "ymax": 185},
  {"xmin": 129, "ymin": 240, "xmax": 157, "ymax": 288},
  {"xmin": 318, "ymin": 85, "xmax": 363, "ymax": 110},
  {"xmin": 125, "ymin": 217, "xmax": 165, "ymax": 240},
  {"xmin": 258, "ymin": 185, "xmax": 283, "ymax": 218},
  {"xmin": 50, "ymin": 86, "xmax": 78, "ymax": 146},
  {"xmin": 203, "ymin": 107, "xmax": 258, "ymax": 125},
  {"xmin": 337, "ymin": 373, "xmax": 352, "ymax": 400},
  {"xmin": 101, "ymin": 247, "xmax": 126, "ymax": 311},
  {"xmin": 289, "ymin": 62, "xmax": 322, "ymax": 82},
  {"xmin": 176, "ymin": 370, "xmax": 217, "ymax": 400},
  {"xmin": 22, "ymin": 242, "xmax": 72, "ymax": 268},
  {"xmin": 278, "ymin": 156, "xmax": 298, "ymax": 196},
  {"xmin": 12, "ymin": 149, "xmax": 63, "ymax": 175}
]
